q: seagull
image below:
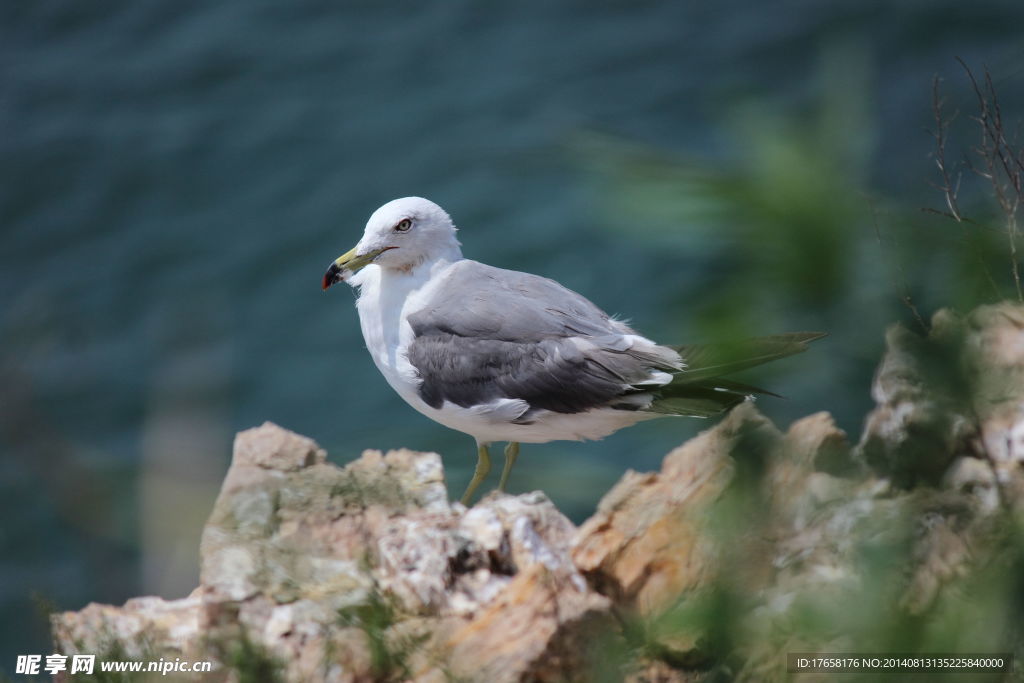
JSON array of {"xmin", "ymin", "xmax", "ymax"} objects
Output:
[{"xmin": 322, "ymin": 197, "xmax": 823, "ymax": 505}]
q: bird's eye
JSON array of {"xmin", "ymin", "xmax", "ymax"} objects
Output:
[{"xmin": 394, "ymin": 218, "xmax": 413, "ymax": 232}]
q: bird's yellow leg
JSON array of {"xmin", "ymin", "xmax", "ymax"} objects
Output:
[
  {"xmin": 461, "ymin": 442, "xmax": 491, "ymax": 506},
  {"xmin": 498, "ymin": 441, "xmax": 520, "ymax": 493}
]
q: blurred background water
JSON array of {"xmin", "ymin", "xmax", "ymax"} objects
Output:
[{"xmin": 2, "ymin": 0, "xmax": 1023, "ymax": 670}]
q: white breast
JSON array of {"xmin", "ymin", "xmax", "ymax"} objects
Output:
[{"xmin": 352, "ymin": 261, "xmax": 455, "ymax": 413}]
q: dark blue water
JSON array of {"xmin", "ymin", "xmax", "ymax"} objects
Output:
[{"xmin": 3, "ymin": 0, "xmax": 1023, "ymax": 669}]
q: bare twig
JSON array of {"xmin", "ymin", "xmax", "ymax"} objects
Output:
[
  {"xmin": 929, "ymin": 75, "xmax": 962, "ymax": 222},
  {"xmin": 957, "ymin": 58, "xmax": 1023, "ymax": 301},
  {"xmin": 920, "ymin": 207, "xmax": 987, "ymax": 229}
]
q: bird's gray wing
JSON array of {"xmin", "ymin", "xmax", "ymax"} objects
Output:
[
  {"xmin": 409, "ymin": 261, "xmax": 630, "ymax": 341},
  {"xmin": 405, "ymin": 261, "xmax": 679, "ymax": 416}
]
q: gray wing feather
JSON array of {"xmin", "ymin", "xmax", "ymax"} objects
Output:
[
  {"xmin": 409, "ymin": 261, "xmax": 627, "ymax": 341},
  {"xmin": 406, "ymin": 261, "xmax": 677, "ymax": 415}
]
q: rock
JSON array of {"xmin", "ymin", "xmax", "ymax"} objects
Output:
[
  {"xmin": 572, "ymin": 403, "xmax": 755, "ymax": 616},
  {"xmin": 231, "ymin": 421, "xmax": 327, "ymax": 472},
  {"xmin": 573, "ymin": 403, "xmax": 862, "ymax": 661},
  {"xmin": 50, "ymin": 303, "xmax": 1024, "ymax": 682},
  {"xmin": 858, "ymin": 303, "xmax": 1024, "ymax": 496},
  {"xmin": 51, "ymin": 593, "xmax": 205, "ymax": 662},
  {"xmin": 54, "ymin": 422, "xmax": 616, "ymax": 682},
  {"xmin": 857, "ymin": 321, "xmax": 972, "ymax": 486},
  {"xmin": 442, "ymin": 563, "xmax": 611, "ymax": 682}
]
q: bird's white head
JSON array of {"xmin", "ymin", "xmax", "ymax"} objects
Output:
[{"xmin": 322, "ymin": 197, "xmax": 462, "ymax": 290}]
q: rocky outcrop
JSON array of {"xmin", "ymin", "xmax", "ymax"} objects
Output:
[
  {"xmin": 52, "ymin": 303, "xmax": 1024, "ymax": 682},
  {"xmin": 54, "ymin": 423, "xmax": 613, "ymax": 682},
  {"xmin": 860, "ymin": 303, "xmax": 1024, "ymax": 501}
]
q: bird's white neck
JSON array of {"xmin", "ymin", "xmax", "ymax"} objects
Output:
[
  {"xmin": 380, "ymin": 248, "xmax": 462, "ymax": 292},
  {"xmin": 352, "ymin": 252, "xmax": 463, "ymax": 375}
]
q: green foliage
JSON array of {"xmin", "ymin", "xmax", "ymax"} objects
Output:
[
  {"xmin": 573, "ymin": 44, "xmax": 872, "ymax": 332},
  {"xmin": 588, "ymin": 477, "xmax": 1023, "ymax": 681},
  {"xmin": 570, "ymin": 54, "xmax": 1023, "ymax": 448},
  {"xmin": 224, "ymin": 630, "xmax": 285, "ymax": 683},
  {"xmin": 337, "ymin": 589, "xmax": 428, "ymax": 682}
]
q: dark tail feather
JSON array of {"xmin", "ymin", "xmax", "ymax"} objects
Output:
[
  {"xmin": 670, "ymin": 332, "xmax": 827, "ymax": 383},
  {"xmin": 650, "ymin": 332, "xmax": 826, "ymax": 417},
  {"xmin": 646, "ymin": 381, "xmax": 751, "ymax": 417}
]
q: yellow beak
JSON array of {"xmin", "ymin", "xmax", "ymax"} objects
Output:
[{"xmin": 321, "ymin": 246, "xmax": 393, "ymax": 290}]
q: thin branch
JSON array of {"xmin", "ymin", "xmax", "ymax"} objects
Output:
[
  {"xmin": 957, "ymin": 58, "xmax": 1023, "ymax": 301},
  {"xmin": 930, "ymin": 75, "xmax": 962, "ymax": 222}
]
